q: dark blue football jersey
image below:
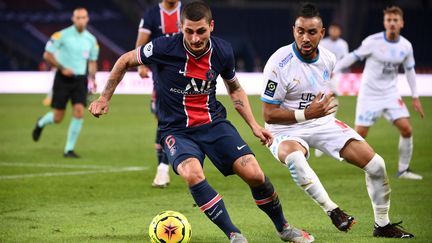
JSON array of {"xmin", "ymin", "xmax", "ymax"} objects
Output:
[
  {"xmin": 138, "ymin": 2, "xmax": 182, "ymax": 38},
  {"xmin": 136, "ymin": 34, "xmax": 237, "ymax": 134},
  {"xmin": 138, "ymin": 3, "xmax": 182, "ymax": 86}
]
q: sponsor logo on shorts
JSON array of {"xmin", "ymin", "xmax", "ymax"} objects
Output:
[
  {"xmin": 264, "ymin": 80, "xmax": 278, "ymax": 97},
  {"xmin": 237, "ymin": 144, "xmax": 247, "ymax": 150}
]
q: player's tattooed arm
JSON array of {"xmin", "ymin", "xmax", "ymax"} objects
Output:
[
  {"xmin": 224, "ymin": 77, "xmax": 273, "ymax": 146},
  {"xmin": 101, "ymin": 50, "xmax": 141, "ymax": 100}
]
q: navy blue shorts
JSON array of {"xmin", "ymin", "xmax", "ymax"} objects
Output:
[{"xmin": 162, "ymin": 120, "xmax": 254, "ymax": 176}]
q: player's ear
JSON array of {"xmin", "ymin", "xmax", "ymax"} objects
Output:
[
  {"xmin": 209, "ymin": 20, "xmax": 214, "ymax": 32},
  {"xmin": 321, "ymin": 27, "xmax": 325, "ymax": 39}
]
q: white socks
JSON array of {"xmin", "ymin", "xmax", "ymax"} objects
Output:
[
  {"xmin": 157, "ymin": 163, "xmax": 170, "ymax": 173},
  {"xmin": 398, "ymin": 136, "xmax": 413, "ymax": 172},
  {"xmin": 363, "ymin": 153, "xmax": 390, "ymax": 227},
  {"xmin": 285, "ymin": 151, "xmax": 338, "ymax": 212}
]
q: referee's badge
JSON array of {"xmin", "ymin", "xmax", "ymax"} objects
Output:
[{"xmin": 264, "ymin": 80, "xmax": 278, "ymax": 97}]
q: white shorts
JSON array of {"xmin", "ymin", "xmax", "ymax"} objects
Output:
[
  {"xmin": 268, "ymin": 118, "xmax": 364, "ymax": 161},
  {"xmin": 355, "ymin": 95, "xmax": 410, "ymax": 127}
]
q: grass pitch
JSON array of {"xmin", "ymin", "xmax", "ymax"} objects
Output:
[{"xmin": 0, "ymin": 94, "xmax": 431, "ymax": 242}]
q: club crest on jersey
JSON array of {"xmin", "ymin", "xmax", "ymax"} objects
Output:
[
  {"xmin": 323, "ymin": 69, "xmax": 330, "ymax": 81},
  {"xmin": 264, "ymin": 80, "xmax": 278, "ymax": 97},
  {"xmin": 206, "ymin": 69, "xmax": 217, "ymax": 81}
]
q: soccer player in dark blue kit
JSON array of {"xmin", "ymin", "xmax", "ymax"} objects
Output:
[
  {"xmin": 90, "ymin": 2, "xmax": 314, "ymax": 242},
  {"xmin": 135, "ymin": 0, "xmax": 182, "ymax": 188}
]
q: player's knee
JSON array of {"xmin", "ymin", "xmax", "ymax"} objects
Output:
[
  {"xmin": 244, "ymin": 170, "xmax": 265, "ymax": 187},
  {"xmin": 278, "ymin": 141, "xmax": 305, "ymax": 163},
  {"xmin": 181, "ymin": 171, "xmax": 205, "ymax": 186},
  {"xmin": 53, "ymin": 113, "xmax": 64, "ymax": 123},
  {"xmin": 400, "ymin": 125, "xmax": 412, "ymax": 138},
  {"xmin": 363, "ymin": 153, "xmax": 386, "ymax": 178},
  {"xmin": 235, "ymin": 155, "xmax": 265, "ymax": 186},
  {"xmin": 355, "ymin": 127, "xmax": 368, "ymax": 138},
  {"xmin": 176, "ymin": 158, "xmax": 205, "ymax": 186}
]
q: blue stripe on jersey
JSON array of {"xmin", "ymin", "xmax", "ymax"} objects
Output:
[{"xmin": 260, "ymin": 97, "xmax": 282, "ymax": 105}]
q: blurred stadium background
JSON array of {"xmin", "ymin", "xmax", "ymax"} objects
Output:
[{"xmin": 1, "ymin": 0, "xmax": 431, "ymax": 73}]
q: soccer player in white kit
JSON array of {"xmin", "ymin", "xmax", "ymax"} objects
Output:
[
  {"xmin": 334, "ymin": 6, "xmax": 424, "ymax": 180},
  {"xmin": 261, "ymin": 3, "xmax": 414, "ymax": 238},
  {"xmin": 312, "ymin": 23, "xmax": 349, "ymax": 157},
  {"xmin": 320, "ymin": 23, "xmax": 349, "ymax": 61}
]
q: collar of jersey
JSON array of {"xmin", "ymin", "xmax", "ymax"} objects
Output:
[
  {"xmin": 383, "ymin": 31, "xmax": 400, "ymax": 43},
  {"xmin": 183, "ymin": 38, "xmax": 213, "ymax": 59},
  {"xmin": 292, "ymin": 43, "xmax": 319, "ymax": 64},
  {"xmin": 158, "ymin": 2, "xmax": 181, "ymax": 15},
  {"xmin": 70, "ymin": 25, "xmax": 86, "ymax": 35}
]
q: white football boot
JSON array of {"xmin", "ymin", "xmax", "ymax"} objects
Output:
[
  {"xmin": 152, "ymin": 163, "xmax": 170, "ymax": 187},
  {"xmin": 397, "ymin": 168, "xmax": 423, "ymax": 180}
]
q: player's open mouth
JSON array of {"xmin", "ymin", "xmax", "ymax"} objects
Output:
[{"xmin": 302, "ymin": 44, "xmax": 312, "ymax": 51}]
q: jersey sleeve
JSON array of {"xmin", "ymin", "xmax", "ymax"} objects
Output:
[
  {"xmin": 260, "ymin": 62, "xmax": 286, "ymax": 105},
  {"xmin": 89, "ymin": 39, "xmax": 100, "ymax": 61},
  {"xmin": 352, "ymin": 37, "xmax": 373, "ymax": 61},
  {"xmin": 138, "ymin": 10, "xmax": 153, "ymax": 34},
  {"xmin": 403, "ymin": 43, "xmax": 415, "ymax": 70},
  {"xmin": 220, "ymin": 45, "xmax": 236, "ymax": 81},
  {"xmin": 136, "ymin": 38, "xmax": 166, "ymax": 65},
  {"xmin": 45, "ymin": 31, "xmax": 63, "ymax": 53}
]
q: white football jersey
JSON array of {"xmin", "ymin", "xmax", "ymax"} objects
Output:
[
  {"xmin": 353, "ymin": 32, "xmax": 415, "ymax": 98},
  {"xmin": 261, "ymin": 43, "xmax": 336, "ymax": 132},
  {"xmin": 320, "ymin": 37, "xmax": 349, "ymax": 60}
]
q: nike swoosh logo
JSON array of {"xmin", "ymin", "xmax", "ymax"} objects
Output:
[
  {"xmin": 208, "ymin": 205, "xmax": 219, "ymax": 216},
  {"xmin": 237, "ymin": 145, "xmax": 247, "ymax": 150},
  {"xmin": 179, "ymin": 70, "xmax": 187, "ymax": 75}
]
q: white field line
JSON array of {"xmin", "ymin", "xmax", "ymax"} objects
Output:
[
  {"xmin": 0, "ymin": 162, "xmax": 122, "ymax": 169},
  {"xmin": 0, "ymin": 162, "xmax": 147, "ymax": 180}
]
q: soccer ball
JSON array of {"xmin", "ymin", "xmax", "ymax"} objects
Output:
[{"xmin": 148, "ymin": 210, "xmax": 192, "ymax": 243}]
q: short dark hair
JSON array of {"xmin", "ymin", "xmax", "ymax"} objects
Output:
[
  {"xmin": 328, "ymin": 22, "xmax": 341, "ymax": 29},
  {"xmin": 73, "ymin": 6, "xmax": 87, "ymax": 12},
  {"xmin": 181, "ymin": 1, "xmax": 212, "ymax": 24},
  {"xmin": 297, "ymin": 3, "xmax": 320, "ymax": 19},
  {"xmin": 383, "ymin": 5, "xmax": 403, "ymax": 18}
]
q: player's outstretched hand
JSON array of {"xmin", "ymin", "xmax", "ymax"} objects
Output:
[
  {"xmin": 252, "ymin": 125, "xmax": 273, "ymax": 146},
  {"xmin": 304, "ymin": 91, "xmax": 337, "ymax": 119},
  {"xmin": 89, "ymin": 96, "xmax": 109, "ymax": 118},
  {"xmin": 412, "ymin": 97, "xmax": 424, "ymax": 118}
]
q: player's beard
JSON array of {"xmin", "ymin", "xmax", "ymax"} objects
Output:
[
  {"xmin": 300, "ymin": 43, "xmax": 317, "ymax": 59},
  {"xmin": 188, "ymin": 41, "xmax": 209, "ymax": 55}
]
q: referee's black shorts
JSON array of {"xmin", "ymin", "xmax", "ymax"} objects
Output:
[{"xmin": 51, "ymin": 71, "xmax": 87, "ymax": 109}]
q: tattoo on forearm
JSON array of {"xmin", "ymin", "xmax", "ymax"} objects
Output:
[
  {"xmin": 101, "ymin": 79, "xmax": 118, "ymax": 98},
  {"xmin": 233, "ymin": 99, "xmax": 244, "ymax": 108},
  {"xmin": 225, "ymin": 77, "xmax": 241, "ymax": 93}
]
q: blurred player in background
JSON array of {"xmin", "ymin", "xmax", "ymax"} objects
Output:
[
  {"xmin": 136, "ymin": 0, "xmax": 182, "ymax": 188},
  {"xmin": 320, "ymin": 23, "xmax": 349, "ymax": 61},
  {"xmin": 90, "ymin": 2, "xmax": 314, "ymax": 242},
  {"xmin": 334, "ymin": 6, "xmax": 424, "ymax": 180},
  {"xmin": 32, "ymin": 7, "xmax": 99, "ymax": 158},
  {"xmin": 261, "ymin": 3, "xmax": 414, "ymax": 238},
  {"xmin": 314, "ymin": 23, "xmax": 349, "ymax": 157}
]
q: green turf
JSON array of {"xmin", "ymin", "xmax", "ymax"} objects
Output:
[{"xmin": 0, "ymin": 94, "xmax": 431, "ymax": 242}]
